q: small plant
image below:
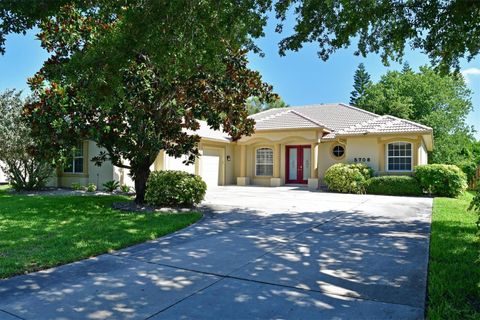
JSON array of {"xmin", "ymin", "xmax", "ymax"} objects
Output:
[
  {"xmin": 85, "ymin": 183, "xmax": 97, "ymax": 192},
  {"xmin": 324, "ymin": 163, "xmax": 373, "ymax": 194},
  {"xmin": 145, "ymin": 170, "xmax": 207, "ymax": 207},
  {"xmin": 71, "ymin": 182, "xmax": 84, "ymax": 191},
  {"xmin": 120, "ymin": 184, "xmax": 131, "ymax": 193},
  {"xmin": 103, "ymin": 180, "xmax": 120, "ymax": 192}
]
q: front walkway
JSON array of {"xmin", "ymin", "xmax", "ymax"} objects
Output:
[{"xmin": 0, "ymin": 186, "xmax": 432, "ymax": 319}]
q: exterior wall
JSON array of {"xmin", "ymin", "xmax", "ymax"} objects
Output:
[
  {"xmin": 0, "ymin": 161, "xmax": 7, "ymax": 183},
  {"xmin": 55, "ymin": 141, "xmax": 114, "ymax": 190},
  {"xmin": 237, "ymin": 129, "xmax": 321, "ymax": 187},
  {"xmin": 238, "ymin": 132, "xmax": 429, "ymax": 187},
  {"xmin": 158, "ymin": 139, "xmax": 234, "ymax": 186}
]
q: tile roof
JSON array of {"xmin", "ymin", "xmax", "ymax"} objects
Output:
[
  {"xmin": 253, "ymin": 109, "xmax": 325, "ymax": 130},
  {"xmin": 250, "ymin": 103, "xmax": 432, "ymax": 139},
  {"xmin": 184, "ymin": 120, "xmax": 231, "ymax": 142}
]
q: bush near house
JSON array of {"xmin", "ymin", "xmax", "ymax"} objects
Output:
[
  {"xmin": 366, "ymin": 176, "xmax": 423, "ymax": 196},
  {"xmin": 145, "ymin": 170, "xmax": 207, "ymax": 207},
  {"xmin": 415, "ymin": 164, "xmax": 467, "ymax": 198},
  {"xmin": 324, "ymin": 163, "xmax": 373, "ymax": 194}
]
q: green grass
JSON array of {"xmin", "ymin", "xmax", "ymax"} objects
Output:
[
  {"xmin": 428, "ymin": 192, "xmax": 480, "ymax": 319},
  {"xmin": 0, "ymin": 185, "xmax": 202, "ymax": 279}
]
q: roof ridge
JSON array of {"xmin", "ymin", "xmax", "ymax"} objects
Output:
[
  {"xmin": 339, "ymin": 114, "xmax": 385, "ymax": 133},
  {"xmin": 384, "ymin": 115, "xmax": 433, "ymax": 131},
  {"xmin": 290, "ymin": 110, "xmax": 327, "ymax": 128},
  {"xmin": 255, "ymin": 108, "xmax": 291, "ymax": 122},
  {"xmin": 338, "ymin": 103, "xmax": 381, "ymax": 117}
]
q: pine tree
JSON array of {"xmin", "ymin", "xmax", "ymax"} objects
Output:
[
  {"xmin": 402, "ymin": 62, "xmax": 412, "ymax": 73},
  {"xmin": 350, "ymin": 63, "xmax": 371, "ymax": 105}
]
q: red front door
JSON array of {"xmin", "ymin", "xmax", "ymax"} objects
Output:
[{"xmin": 286, "ymin": 145, "xmax": 311, "ymax": 184}]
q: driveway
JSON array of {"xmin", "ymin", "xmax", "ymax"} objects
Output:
[{"xmin": 0, "ymin": 186, "xmax": 432, "ymax": 320}]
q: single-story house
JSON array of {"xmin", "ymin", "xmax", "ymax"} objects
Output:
[{"xmin": 48, "ymin": 103, "xmax": 433, "ymax": 190}]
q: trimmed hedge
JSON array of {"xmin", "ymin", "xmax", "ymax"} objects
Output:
[
  {"xmin": 366, "ymin": 176, "xmax": 423, "ymax": 196},
  {"xmin": 414, "ymin": 164, "xmax": 467, "ymax": 197},
  {"xmin": 145, "ymin": 170, "xmax": 207, "ymax": 207},
  {"xmin": 324, "ymin": 163, "xmax": 373, "ymax": 194}
]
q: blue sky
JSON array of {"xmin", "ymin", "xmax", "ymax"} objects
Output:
[{"xmin": 1, "ymin": 22, "xmax": 479, "ymax": 139}]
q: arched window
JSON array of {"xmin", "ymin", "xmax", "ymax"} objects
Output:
[
  {"xmin": 387, "ymin": 142, "xmax": 413, "ymax": 171},
  {"xmin": 256, "ymin": 148, "xmax": 274, "ymax": 176}
]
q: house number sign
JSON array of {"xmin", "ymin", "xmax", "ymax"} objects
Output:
[{"xmin": 353, "ymin": 157, "xmax": 371, "ymax": 163}]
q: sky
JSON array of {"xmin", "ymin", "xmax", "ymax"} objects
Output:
[{"xmin": 0, "ymin": 18, "xmax": 479, "ymax": 139}]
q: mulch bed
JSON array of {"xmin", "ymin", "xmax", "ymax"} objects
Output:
[{"xmin": 111, "ymin": 201, "xmax": 196, "ymax": 213}]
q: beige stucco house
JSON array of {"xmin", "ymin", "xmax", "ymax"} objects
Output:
[{"xmin": 50, "ymin": 103, "xmax": 433, "ymax": 190}]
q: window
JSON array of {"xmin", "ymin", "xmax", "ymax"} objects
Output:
[
  {"xmin": 387, "ymin": 142, "xmax": 412, "ymax": 171},
  {"xmin": 332, "ymin": 145, "xmax": 345, "ymax": 158},
  {"xmin": 256, "ymin": 148, "xmax": 273, "ymax": 176},
  {"xmin": 64, "ymin": 143, "xmax": 84, "ymax": 174}
]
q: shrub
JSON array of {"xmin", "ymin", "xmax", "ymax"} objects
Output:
[
  {"xmin": 468, "ymin": 186, "xmax": 480, "ymax": 233},
  {"xmin": 71, "ymin": 182, "xmax": 84, "ymax": 191},
  {"xmin": 86, "ymin": 183, "xmax": 97, "ymax": 192},
  {"xmin": 324, "ymin": 163, "xmax": 374, "ymax": 194},
  {"xmin": 366, "ymin": 176, "xmax": 423, "ymax": 196},
  {"xmin": 120, "ymin": 184, "xmax": 131, "ymax": 193},
  {"xmin": 103, "ymin": 180, "xmax": 120, "ymax": 192},
  {"xmin": 414, "ymin": 164, "xmax": 467, "ymax": 197},
  {"xmin": 145, "ymin": 170, "xmax": 207, "ymax": 207}
]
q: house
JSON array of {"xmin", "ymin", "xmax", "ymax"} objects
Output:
[{"xmin": 49, "ymin": 103, "xmax": 433, "ymax": 190}]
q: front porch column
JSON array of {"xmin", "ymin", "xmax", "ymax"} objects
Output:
[
  {"xmin": 270, "ymin": 143, "xmax": 281, "ymax": 187},
  {"xmin": 237, "ymin": 144, "xmax": 250, "ymax": 186},
  {"xmin": 308, "ymin": 143, "xmax": 319, "ymax": 190}
]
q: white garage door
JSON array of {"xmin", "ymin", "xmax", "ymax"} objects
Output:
[
  {"xmin": 201, "ymin": 148, "xmax": 222, "ymax": 188},
  {"xmin": 164, "ymin": 155, "xmax": 195, "ymax": 174}
]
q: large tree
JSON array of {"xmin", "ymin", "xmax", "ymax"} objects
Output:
[
  {"xmin": 3, "ymin": 1, "xmax": 480, "ymax": 71},
  {"xmin": 350, "ymin": 63, "xmax": 371, "ymax": 106},
  {"xmin": 8, "ymin": 1, "xmax": 274, "ymax": 203},
  {"xmin": 274, "ymin": 0, "xmax": 480, "ymax": 72},
  {"xmin": 355, "ymin": 66, "xmax": 475, "ymax": 165}
]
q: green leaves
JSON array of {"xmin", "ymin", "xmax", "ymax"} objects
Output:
[
  {"xmin": 275, "ymin": 0, "xmax": 480, "ymax": 72},
  {"xmin": 354, "ymin": 65, "xmax": 476, "ymax": 165}
]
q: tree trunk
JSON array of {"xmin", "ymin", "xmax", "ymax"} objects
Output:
[{"xmin": 133, "ymin": 166, "xmax": 151, "ymax": 204}]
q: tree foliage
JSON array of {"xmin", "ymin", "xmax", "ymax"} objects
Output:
[
  {"xmin": 274, "ymin": 0, "xmax": 480, "ymax": 72},
  {"xmin": 17, "ymin": 1, "xmax": 274, "ymax": 203},
  {"xmin": 0, "ymin": 90, "xmax": 53, "ymax": 190},
  {"xmin": 3, "ymin": 1, "xmax": 480, "ymax": 71},
  {"xmin": 354, "ymin": 65, "xmax": 478, "ymax": 168},
  {"xmin": 246, "ymin": 96, "xmax": 289, "ymax": 115},
  {"xmin": 350, "ymin": 63, "xmax": 371, "ymax": 106}
]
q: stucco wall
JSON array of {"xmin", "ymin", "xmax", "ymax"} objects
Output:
[
  {"xmin": 56, "ymin": 141, "xmax": 114, "ymax": 190},
  {"xmin": 157, "ymin": 140, "xmax": 234, "ymax": 186},
  {"xmin": 0, "ymin": 161, "xmax": 7, "ymax": 183}
]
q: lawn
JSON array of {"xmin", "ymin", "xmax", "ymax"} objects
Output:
[
  {"xmin": 428, "ymin": 191, "xmax": 480, "ymax": 319},
  {"xmin": 0, "ymin": 185, "xmax": 202, "ymax": 279}
]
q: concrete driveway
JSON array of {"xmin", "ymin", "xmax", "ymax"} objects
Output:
[{"xmin": 0, "ymin": 186, "xmax": 432, "ymax": 320}]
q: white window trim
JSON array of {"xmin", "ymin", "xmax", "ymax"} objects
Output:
[
  {"xmin": 64, "ymin": 144, "xmax": 85, "ymax": 174},
  {"xmin": 255, "ymin": 147, "xmax": 274, "ymax": 177},
  {"xmin": 385, "ymin": 141, "xmax": 413, "ymax": 172}
]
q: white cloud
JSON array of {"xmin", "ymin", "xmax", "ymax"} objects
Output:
[{"xmin": 461, "ymin": 67, "xmax": 480, "ymax": 84}]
